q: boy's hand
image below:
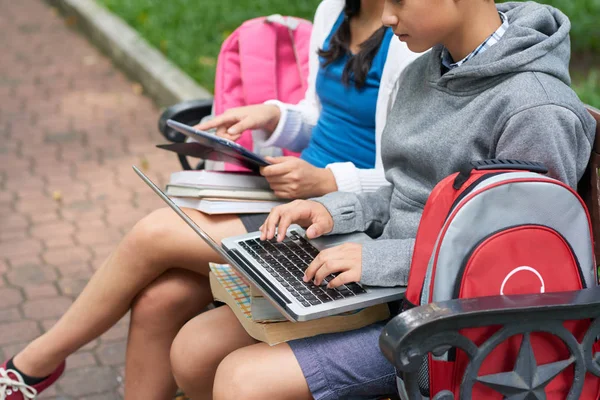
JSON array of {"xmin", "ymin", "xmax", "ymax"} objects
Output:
[
  {"xmin": 260, "ymin": 157, "xmax": 338, "ymax": 199},
  {"xmin": 194, "ymin": 104, "xmax": 281, "ymax": 141},
  {"xmin": 303, "ymin": 243, "xmax": 362, "ymax": 289},
  {"xmin": 260, "ymin": 200, "xmax": 333, "ymax": 242}
]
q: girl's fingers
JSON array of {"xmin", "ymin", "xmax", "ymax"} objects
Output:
[
  {"xmin": 227, "ymin": 117, "xmax": 257, "ymax": 135},
  {"xmin": 260, "ymin": 162, "xmax": 293, "ymax": 177},
  {"xmin": 196, "ymin": 113, "xmax": 239, "ymax": 131}
]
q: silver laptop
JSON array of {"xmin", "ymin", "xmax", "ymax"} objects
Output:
[{"xmin": 133, "ymin": 166, "xmax": 405, "ymax": 322}]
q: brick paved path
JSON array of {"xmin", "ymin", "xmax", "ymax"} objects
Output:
[{"xmin": 0, "ymin": 1, "xmax": 181, "ymax": 398}]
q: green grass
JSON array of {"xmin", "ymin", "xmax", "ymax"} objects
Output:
[
  {"xmin": 499, "ymin": 0, "xmax": 600, "ymax": 54},
  {"xmin": 96, "ymin": 0, "xmax": 321, "ymax": 92},
  {"xmin": 574, "ymin": 69, "xmax": 600, "ymax": 108},
  {"xmin": 96, "ymin": 0, "xmax": 599, "ymax": 107}
]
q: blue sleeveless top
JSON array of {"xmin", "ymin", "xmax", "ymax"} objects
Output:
[{"xmin": 300, "ymin": 13, "xmax": 393, "ymax": 169}]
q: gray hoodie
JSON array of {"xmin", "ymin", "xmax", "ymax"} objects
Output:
[{"xmin": 313, "ymin": 2, "xmax": 597, "ymax": 287}]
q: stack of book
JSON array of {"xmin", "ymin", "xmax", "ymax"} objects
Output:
[
  {"xmin": 166, "ymin": 170, "xmax": 286, "ymax": 214},
  {"xmin": 209, "ymin": 263, "xmax": 391, "ymax": 346}
]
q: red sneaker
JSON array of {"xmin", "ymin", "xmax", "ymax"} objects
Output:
[{"xmin": 0, "ymin": 360, "xmax": 65, "ymax": 399}]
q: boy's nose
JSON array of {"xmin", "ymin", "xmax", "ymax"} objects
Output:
[{"xmin": 381, "ymin": 10, "xmax": 398, "ymax": 28}]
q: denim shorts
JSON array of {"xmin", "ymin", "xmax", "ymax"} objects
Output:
[
  {"xmin": 239, "ymin": 213, "xmax": 269, "ymax": 232},
  {"xmin": 288, "ymin": 322, "xmax": 397, "ymax": 400}
]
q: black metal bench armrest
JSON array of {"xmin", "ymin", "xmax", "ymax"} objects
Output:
[
  {"xmin": 157, "ymin": 99, "xmax": 214, "ymax": 170},
  {"xmin": 158, "ymin": 98, "xmax": 214, "ymax": 143},
  {"xmin": 380, "ymin": 288, "xmax": 600, "ymax": 399}
]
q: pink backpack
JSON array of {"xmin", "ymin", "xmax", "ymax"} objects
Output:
[{"xmin": 213, "ymin": 14, "xmax": 312, "ymax": 171}]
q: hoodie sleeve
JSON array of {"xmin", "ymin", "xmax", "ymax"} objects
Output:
[
  {"xmin": 311, "ymin": 185, "xmax": 393, "ymax": 236},
  {"xmin": 311, "ymin": 185, "xmax": 414, "ymax": 286},
  {"xmin": 359, "ymin": 239, "xmax": 414, "ymax": 286},
  {"xmin": 495, "ymin": 104, "xmax": 593, "ymax": 188},
  {"xmin": 311, "ymin": 186, "xmax": 412, "ymax": 287}
]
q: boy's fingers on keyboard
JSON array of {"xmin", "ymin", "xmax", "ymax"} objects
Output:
[
  {"xmin": 277, "ymin": 215, "xmax": 293, "ymax": 242},
  {"xmin": 314, "ymin": 260, "xmax": 342, "ymax": 286},
  {"xmin": 326, "ymin": 271, "xmax": 356, "ymax": 289},
  {"xmin": 303, "ymin": 252, "xmax": 325, "ymax": 283},
  {"xmin": 306, "ymin": 217, "xmax": 331, "ymax": 239},
  {"xmin": 305, "ymin": 223, "xmax": 321, "ymax": 239},
  {"xmin": 267, "ymin": 219, "xmax": 277, "ymax": 239},
  {"xmin": 262, "ymin": 208, "xmax": 280, "ymax": 240}
]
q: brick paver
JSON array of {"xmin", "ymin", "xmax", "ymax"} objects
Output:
[{"xmin": 0, "ymin": 0, "xmax": 181, "ymax": 398}]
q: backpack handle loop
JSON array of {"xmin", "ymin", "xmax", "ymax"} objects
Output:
[{"xmin": 453, "ymin": 159, "xmax": 548, "ymax": 189}]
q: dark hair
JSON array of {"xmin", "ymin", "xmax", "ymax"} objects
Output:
[{"xmin": 317, "ymin": 0, "xmax": 387, "ymax": 88}]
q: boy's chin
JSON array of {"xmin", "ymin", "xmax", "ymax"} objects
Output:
[{"xmin": 405, "ymin": 41, "xmax": 433, "ymax": 54}]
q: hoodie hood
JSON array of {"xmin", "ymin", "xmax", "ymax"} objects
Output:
[{"xmin": 431, "ymin": 1, "xmax": 572, "ymax": 92}]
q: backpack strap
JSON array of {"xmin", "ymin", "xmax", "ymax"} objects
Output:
[{"xmin": 265, "ymin": 15, "xmax": 307, "ymax": 94}]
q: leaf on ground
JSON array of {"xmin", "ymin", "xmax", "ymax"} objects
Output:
[
  {"xmin": 82, "ymin": 55, "xmax": 98, "ymax": 66},
  {"xmin": 198, "ymin": 56, "xmax": 216, "ymax": 67},
  {"xmin": 160, "ymin": 40, "xmax": 168, "ymax": 54},
  {"xmin": 136, "ymin": 11, "xmax": 148, "ymax": 25},
  {"xmin": 221, "ymin": 31, "xmax": 233, "ymax": 41},
  {"xmin": 140, "ymin": 157, "xmax": 150, "ymax": 171},
  {"xmin": 64, "ymin": 15, "xmax": 78, "ymax": 27},
  {"xmin": 132, "ymin": 83, "xmax": 144, "ymax": 95},
  {"xmin": 52, "ymin": 190, "xmax": 63, "ymax": 202}
]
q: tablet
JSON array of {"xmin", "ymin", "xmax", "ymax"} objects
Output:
[{"xmin": 164, "ymin": 120, "xmax": 271, "ymax": 171}]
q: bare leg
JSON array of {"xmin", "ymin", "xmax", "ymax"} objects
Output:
[
  {"xmin": 125, "ymin": 268, "xmax": 211, "ymax": 400},
  {"xmin": 12, "ymin": 207, "xmax": 246, "ymax": 378},
  {"xmin": 170, "ymin": 306, "xmax": 258, "ymax": 400},
  {"xmin": 212, "ymin": 342, "xmax": 311, "ymax": 400}
]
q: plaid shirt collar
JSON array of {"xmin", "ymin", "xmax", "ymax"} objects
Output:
[{"xmin": 441, "ymin": 11, "xmax": 509, "ymax": 70}]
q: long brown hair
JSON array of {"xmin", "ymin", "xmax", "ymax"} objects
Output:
[{"xmin": 318, "ymin": 0, "xmax": 387, "ymax": 88}]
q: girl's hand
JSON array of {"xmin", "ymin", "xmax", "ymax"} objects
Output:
[
  {"xmin": 260, "ymin": 157, "xmax": 338, "ymax": 199},
  {"xmin": 260, "ymin": 200, "xmax": 334, "ymax": 242},
  {"xmin": 194, "ymin": 104, "xmax": 281, "ymax": 142},
  {"xmin": 303, "ymin": 243, "xmax": 363, "ymax": 289}
]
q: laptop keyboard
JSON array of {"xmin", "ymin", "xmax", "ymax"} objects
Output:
[{"xmin": 238, "ymin": 230, "xmax": 367, "ymax": 307}]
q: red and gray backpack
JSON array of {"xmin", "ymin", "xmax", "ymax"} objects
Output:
[{"xmin": 404, "ymin": 159, "xmax": 599, "ymax": 398}]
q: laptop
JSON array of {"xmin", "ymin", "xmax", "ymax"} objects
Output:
[{"xmin": 133, "ymin": 166, "xmax": 405, "ymax": 322}]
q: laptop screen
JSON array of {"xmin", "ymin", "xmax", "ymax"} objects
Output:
[{"xmin": 132, "ymin": 166, "xmax": 238, "ymax": 266}]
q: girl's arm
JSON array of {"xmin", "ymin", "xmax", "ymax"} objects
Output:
[{"xmin": 326, "ymin": 163, "xmax": 390, "ymax": 193}]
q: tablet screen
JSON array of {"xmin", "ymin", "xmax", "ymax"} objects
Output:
[{"xmin": 166, "ymin": 120, "xmax": 271, "ymax": 170}]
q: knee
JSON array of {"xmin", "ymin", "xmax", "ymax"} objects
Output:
[
  {"xmin": 170, "ymin": 316, "xmax": 222, "ymax": 391},
  {"xmin": 213, "ymin": 350, "xmax": 261, "ymax": 400},
  {"xmin": 131, "ymin": 270, "xmax": 209, "ymax": 330},
  {"xmin": 125, "ymin": 207, "xmax": 177, "ymax": 254}
]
